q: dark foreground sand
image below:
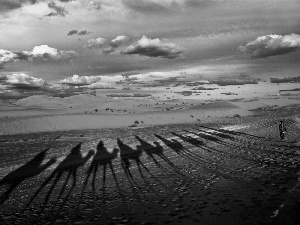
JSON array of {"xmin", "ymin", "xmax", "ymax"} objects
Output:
[{"xmin": 0, "ymin": 105, "xmax": 300, "ymax": 225}]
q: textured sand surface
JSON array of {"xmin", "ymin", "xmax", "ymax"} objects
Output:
[{"xmin": 0, "ymin": 105, "xmax": 300, "ymax": 225}]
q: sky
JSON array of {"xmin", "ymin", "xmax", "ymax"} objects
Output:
[{"xmin": 0, "ymin": 0, "xmax": 300, "ymax": 96}]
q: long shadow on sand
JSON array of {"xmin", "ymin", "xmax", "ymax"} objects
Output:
[
  {"xmin": 196, "ymin": 126, "xmax": 236, "ymax": 141},
  {"xmin": 183, "ymin": 129, "xmax": 261, "ymax": 164},
  {"xmin": 171, "ymin": 132, "xmax": 205, "ymax": 148},
  {"xmin": 27, "ymin": 143, "xmax": 94, "ymax": 207},
  {"xmin": 135, "ymin": 136, "xmax": 184, "ymax": 177},
  {"xmin": 73, "ymin": 141, "xmax": 121, "ymax": 224},
  {"xmin": 117, "ymin": 138, "xmax": 165, "ymax": 196},
  {"xmin": 182, "ymin": 129, "xmax": 232, "ymax": 155},
  {"xmin": 200, "ymin": 125, "xmax": 266, "ymax": 140},
  {"xmin": 0, "ymin": 149, "xmax": 56, "ymax": 204},
  {"xmin": 191, "ymin": 127, "xmax": 238, "ymax": 148},
  {"xmin": 155, "ymin": 133, "xmax": 256, "ymax": 179},
  {"xmin": 82, "ymin": 141, "xmax": 119, "ymax": 194},
  {"xmin": 154, "ymin": 133, "xmax": 207, "ymax": 164}
]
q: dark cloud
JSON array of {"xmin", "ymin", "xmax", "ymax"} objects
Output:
[
  {"xmin": 67, "ymin": 29, "xmax": 91, "ymax": 36},
  {"xmin": 45, "ymin": 2, "xmax": 68, "ymax": 17},
  {"xmin": 210, "ymin": 78, "xmax": 258, "ymax": 86},
  {"xmin": 78, "ymin": 30, "xmax": 91, "ymax": 35},
  {"xmin": 67, "ymin": 30, "xmax": 78, "ymax": 36},
  {"xmin": 121, "ymin": 35, "xmax": 183, "ymax": 59},
  {"xmin": 59, "ymin": 0, "xmax": 74, "ymax": 2},
  {"xmin": 13, "ymin": 51, "xmax": 31, "ymax": 61},
  {"xmin": 0, "ymin": 0, "xmax": 37, "ymax": 14},
  {"xmin": 122, "ymin": 0, "xmax": 217, "ymax": 14},
  {"xmin": 270, "ymin": 76, "xmax": 300, "ymax": 83},
  {"xmin": 122, "ymin": 0, "xmax": 173, "ymax": 13},
  {"xmin": 239, "ymin": 33, "xmax": 300, "ymax": 58}
]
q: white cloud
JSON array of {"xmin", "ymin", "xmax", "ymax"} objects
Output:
[
  {"xmin": 30, "ymin": 45, "xmax": 76, "ymax": 60},
  {"xmin": 0, "ymin": 45, "xmax": 76, "ymax": 68},
  {"xmin": 109, "ymin": 35, "xmax": 129, "ymax": 47},
  {"xmin": 121, "ymin": 35, "xmax": 183, "ymax": 59},
  {"xmin": 0, "ymin": 73, "xmax": 46, "ymax": 88},
  {"xmin": 59, "ymin": 74, "xmax": 102, "ymax": 86},
  {"xmin": 0, "ymin": 49, "xmax": 17, "ymax": 68},
  {"xmin": 85, "ymin": 35, "xmax": 129, "ymax": 54},
  {"xmin": 239, "ymin": 33, "xmax": 300, "ymax": 58},
  {"xmin": 85, "ymin": 38, "xmax": 108, "ymax": 48}
]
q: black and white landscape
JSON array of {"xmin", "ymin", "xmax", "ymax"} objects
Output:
[{"xmin": 0, "ymin": 1, "xmax": 300, "ymax": 224}]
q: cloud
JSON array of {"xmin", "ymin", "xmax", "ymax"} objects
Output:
[
  {"xmin": 85, "ymin": 35, "xmax": 129, "ymax": 54},
  {"xmin": 121, "ymin": 35, "xmax": 183, "ymax": 59},
  {"xmin": 102, "ymin": 47, "xmax": 116, "ymax": 55},
  {"xmin": 84, "ymin": 1, "xmax": 103, "ymax": 10},
  {"xmin": 59, "ymin": 74, "xmax": 102, "ymax": 86},
  {"xmin": 0, "ymin": 73, "xmax": 46, "ymax": 90},
  {"xmin": 30, "ymin": 45, "xmax": 77, "ymax": 60},
  {"xmin": 0, "ymin": 45, "xmax": 76, "ymax": 68},
  {"xmin": 122, "ymin": 0, "xmax": 184, "ymax": 13},
  {"xmin": 109, "ymin": 35, "xmax": 129, "ymax": 48},
  {"xmin": 67, "ymin": 29, "xmax": 92, "ymax": 36},
  {"xmin": 85, "ymin": 38, "xmax": 108, "ymax": 48},
  {"xmin": 45, "ymin": 2, "xmax": 68, "ymax": 17},
  {"xmin": 122, "ymin": 0, "xmax": 234, "ymax": 13},
  {"xmin": 0, "ymin": 50, "xmax": 19, "ymax": 68},
  {"xmin": 238, "ymin": 33, "xmax": 300, "ymax": 58},
  {"xmin": 0, "ymin": 0, "xmax": 37, "ymax": 14},
  {"xmin": 67, "ymin": 30, "xmax": 78, "ymax": 36}
]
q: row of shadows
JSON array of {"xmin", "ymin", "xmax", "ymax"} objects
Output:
[{"xmin": 1, "ymin": 126, "xmax": 298, "ymax": 224}]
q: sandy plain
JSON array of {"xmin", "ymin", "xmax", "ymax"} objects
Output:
[{"xmin": 0, "ymin": 73, "xmax": 300, "ymax": 224}]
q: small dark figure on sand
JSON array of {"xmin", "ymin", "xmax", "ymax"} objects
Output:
[{"xmin": 279, "ymin": 120, "xmax": 287, "ymax": 140}]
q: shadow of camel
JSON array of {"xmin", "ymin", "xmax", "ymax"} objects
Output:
[
  {"xmin": 117, "ymin": 138, "xmax": 143, "ymax": 181},
  {"xmin": 0, "ymin": 149, "xmax": 56, "ymax": 204},
  {"xmin": 195, "ymin": 125, "xmax": 236, "ymax": 141},
  {"xmin": 171, "ymin": 132, "xmax": 204, "ymax": 148},
  {"xmin": 154, "ymin": 134, "xmax": 206, "ymax": 164},
  {"xmin": 117, "ymin": 138, "xmax": 165, "ymax": 198},
  {"xmin": 73, "ymin": 141, "xmax": 121, "ymax": 224},
  {"xmin": 83, "ymin": 141, "xmax": 119, "ymax": 193},
  {"xmin": 135, "ymin": 135, "xmax": 183, "ymax": 177},
  {"xmin": 27, "ymin": 143, "xmax": 94, "ymax": 207}
]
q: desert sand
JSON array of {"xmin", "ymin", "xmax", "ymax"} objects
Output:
[
  {"xmin": 0, "ymin": 75, "xmax": 300, "ymax": 225},
  {"xmin": 1, "ymin": 73, "xmax": 300, "ymax": 135}
]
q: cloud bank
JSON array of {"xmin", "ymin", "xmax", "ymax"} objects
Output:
[
  {"xmin": 59, "ymin": 74, "xmax": 102, "ymax": 86},
  {"xmin": 0, "ymin": 45, "xmax": 76, "ymax": 68},
  {"xmin": 239, "ymin": 33, "xmax": 300, "ymax": 58},
  {"xmin": 121, "ymin": 36, "xmax": 183, "ymax": 59},
  {"xmin": 0, "ymin": 73, "xmax": 46, "ymax": 90}
]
